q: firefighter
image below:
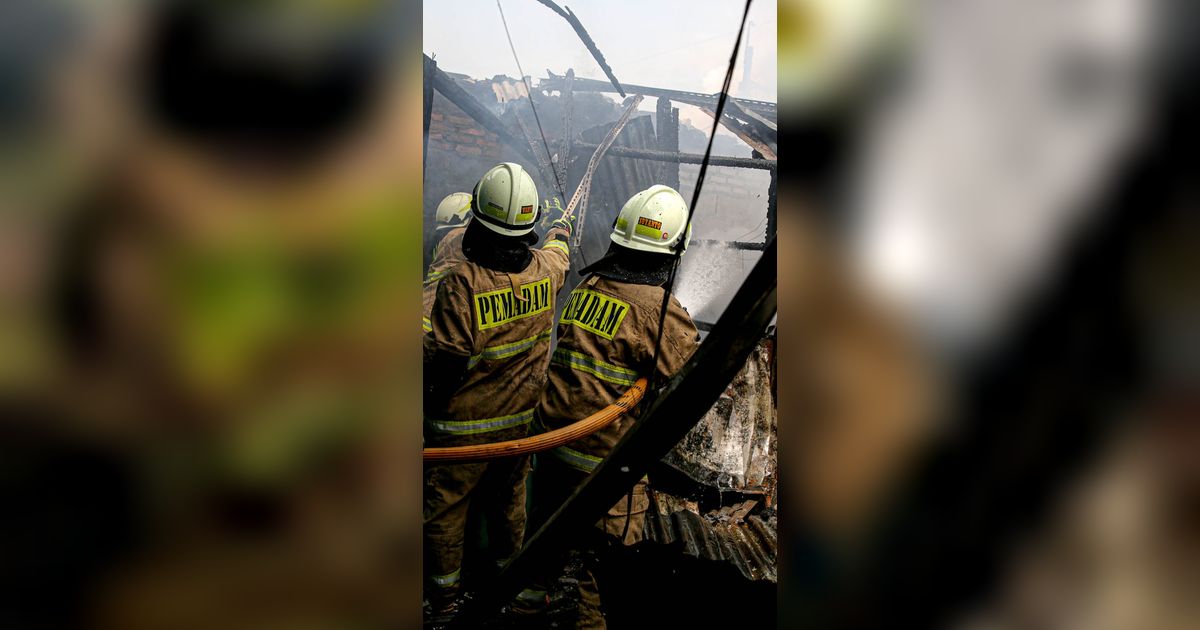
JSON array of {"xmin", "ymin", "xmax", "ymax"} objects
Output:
[
  {"xmin": 423, "ymin": 192, "xmax": 472, "ymax": 334},
  {"xmin": 518, "ymin": 185, "xmax": 700, "ymax": 627},
  {"xmin": 422, "ymin": 162, "xmax": 574, "ymax": 619}
]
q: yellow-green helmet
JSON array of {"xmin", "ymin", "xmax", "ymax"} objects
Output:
[
  {"xmin": 434, "ymin": 192, "xmax": 472, "ymax": 230},
  {"xmin": 470, "ymin": 163, "xmax": 540, "ymax": 237},
  {"xmin": 611, "ymin": 185, "xmax": 692, "ymax": 255}
]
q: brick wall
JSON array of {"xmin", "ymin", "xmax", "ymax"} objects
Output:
[
  {"xmin": 423, "ymin": 92, "xmax": 538, "ymax": 265},
  {"xmin": 679, "ymin": 164, "xmax": 772, "ymax": 241},
  {"xmin": 427, "ymin": 92, "xmax": 504, "ymax": 160}
]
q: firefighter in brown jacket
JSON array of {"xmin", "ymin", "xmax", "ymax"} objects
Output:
[
  {"xmin": 423, "ymin": 191, "xmax": 472, "ymax": 334},
  {"xmin": 422, "ymin": 162, "xmax": 573, "ymax": 619},
  {"xmin": 519, "ymin": 185, "xmax": 700, "ymax": 627}
]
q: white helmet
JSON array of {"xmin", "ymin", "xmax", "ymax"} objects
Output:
[
  {"xmin": 470, "ymin": 163, "xmax": 540, "ymax": 237},
  {"xmin": 610, "ymin": 185, "xmax": 692, "ymax": 255},
  {"xmin": 434, "ymin": 192, "xmax": 472, "ymax": 230}
]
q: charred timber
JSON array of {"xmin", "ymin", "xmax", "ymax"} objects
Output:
[
  {"xmin": 694, "ymin": 239, "xmax": 769, "ymax": 250},
  {"xmin": 656, "ymin": 96, "xmax": 681, "ymax": 189},
  {"xmin": 698, "ymin": 105, "xmax": 777, "ymax": 160},
  {"xmin": 452, "ymin": 237, "xmax": 778, "ymax": 626},
  {"xmin": 543, "ymin": 71, "xmax": 777, "ymax": 119},
  {"xmin": 424, "ymin": 54, "xmax": 539, "ymax": 164},
  {"xmin": 767, "ymin": 169, "xmax": 778, "ymax": 241},
  {"xmin": 556, "ymin": 68, "xmax": 575, "ymax": 188},
  {"xmin": 572, "ymin": 142, "xmax": 777, "ymax": 171},
  {"xmin": 534, "ymin": 0, "xmax": 625, "ymax": 97},
  {"xmin": 423, "ymin": 55, "xmax": 435, "ymax": 169},
  {"xmin": 726, "ymin": 97, "xmax": 778, "ymax": 132}
]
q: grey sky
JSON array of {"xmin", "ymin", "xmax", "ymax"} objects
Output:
[{"xmin": 423, "ymin": 0, "xmax": 777, "ymax": 121}]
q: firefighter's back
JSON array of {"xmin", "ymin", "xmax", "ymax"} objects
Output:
[{"xmin": 539, "ymin": 274, "xmax": 697, "ymax": 469}]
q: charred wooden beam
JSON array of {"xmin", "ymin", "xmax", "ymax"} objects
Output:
[
  {"xmin": 726, "ymin": 97, "xmax": 777, "ymax": 132},
  {"xmin": 694, "ymin": 239, "xmax": 768, "ymax": 250},
  {"xmin": 572, "ymin": 142, "xmax": 777, "ymax": 171},
  {"xmin": 698, "ymin": 105, "xmax": 777, "ymax": 160},
  {"xmin": 543, "ymin": 72, "xmax": 777, "ymax": 119},
  {"xmin": 534, "ymin": 0, "xmax": 625, "ymax": 97},
  {"xmin": 424, "ymin": 53, "xmax": 538, "ymax": 164},
  {"xmin": 766, "ymin": 168, "xmax": 777, "ymax": 242},
  {"xmin": 556, "ymin": 68, "xmax": 575, "ymax": 190},
  {"xmin": 725, "ymin": 99, "xmax": 778, "ymax": 160},
  {"xmin": 452, "ymin": 237, "xmax": 777, "ymax": 626},
  {"xmin": 656, "ymin": 97, "xmax": 680, "ymax": 190},
  {"xmin": 423, "ymin": 55, "xmax": 435, "ymax": 171}
]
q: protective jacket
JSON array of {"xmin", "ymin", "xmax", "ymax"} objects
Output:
[
  {"xmin": 539, "ymin": 275, "xmax": 698, "ymax": 464},
  {"xmin": 423, "ymin": 226, "xmax": 467, "ymax": 332},
  {"xmin": 422, "ymin": 224, "xmax": 570, "ymax": 604},
  {"xmin": 424, "ymin": 226, "xmax": 570, "ymax": 445},
  {"xmin": 536, "ymin": 274, "xmax": 699, "ymax": 542}
]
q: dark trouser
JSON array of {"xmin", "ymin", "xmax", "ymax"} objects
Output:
[
  {"xmin": 423, "ymin": 455, "xmax": 531, "ymax": 606},
  {"xmin": 516, "ymin": 456, "xmax": 648, "ymax": 629}
]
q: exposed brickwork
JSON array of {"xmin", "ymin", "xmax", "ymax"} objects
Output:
[
  {"xmin": 678, "ymin": 163, "xmax": 771, "ymax": 241},
  {"xmin": 424, "ymin": 92, "xmax": 548, "ymax": 264},
  {"xmin": 428, "ymin": 92, "xmax": 504, "ymax": 160}
]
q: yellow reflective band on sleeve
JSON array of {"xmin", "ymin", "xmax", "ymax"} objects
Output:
[
  {"xmin": 422, "ymin": 316, "xmax": 432, "ymax": 332},
  {"xmin": 467, "ymin": 328, "xmax": 552, "ymax": 369},
  {"xmin": 426, "ymin": 408, "xmax": 535, "ymax": 435},
  {"xmin": 431, "ymin": 567, "xmax": 461, "ymax": 587},
  {"xmin": 559, "ymin": 288, "xmax": 630, "ymax": 340},
  {"xmin": 424, "ymin": 269, "xmax": 448, "ymax": 285},
  {"xmin": 542, "ymin": 239, "xmax": 569, "ymax": 255},
  {"xmin": 550, "ymin": 348, "xmax": 640, "ymax": 387},
  {"xmin": 550, "ymin": 444, "xmax": 603, "ymax": 473}
]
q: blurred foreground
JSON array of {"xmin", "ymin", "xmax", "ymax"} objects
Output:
[
  {"xmin": 3, "ymin": 1, "xmax": 424, "ymax": 627},
  {"xmin": 779, "ymin": 0, "xmax": 1200, "ymax": 628}
]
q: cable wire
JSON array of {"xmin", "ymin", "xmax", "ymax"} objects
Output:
[
  {"xmin": 497, "ymin": 0, "xmax": 567, "ymax": 204},
  {"xmin": 644, "ymin": 0, "xmax": 754, "ymax": 395}
]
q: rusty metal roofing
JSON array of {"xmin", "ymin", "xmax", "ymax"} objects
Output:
[{"xmin": 644, "ymin": 490, "xmax": 778, "ymax": 583}]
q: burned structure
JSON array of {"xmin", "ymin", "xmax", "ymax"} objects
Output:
[
  {"xmin": 423, "ymin": 51, "xmax": 777, "ymax": 625},
  {"xmin": 423, "ymin": 55, "xmax": 777, "ymax": 323}
]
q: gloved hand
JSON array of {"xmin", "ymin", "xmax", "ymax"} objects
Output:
[
  {"xmin": 541, "ymin": 197, "xmax": 574, "ymax": 233},
  {"xmin": 537, "ymin": 197, "xmax": 558, "ymax": 229}
]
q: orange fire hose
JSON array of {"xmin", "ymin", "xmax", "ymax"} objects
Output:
[{"xmin": 423, "ymin": 377, "xmax": 648, "ymax": 463}]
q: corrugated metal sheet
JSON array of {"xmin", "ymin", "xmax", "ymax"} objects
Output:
[{"xmin": 645, "ymin": 490, "xmax": 778, "ymax": 583}]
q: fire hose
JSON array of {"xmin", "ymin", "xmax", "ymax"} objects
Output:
[{"xmin": 422, "ymin": 377, "xmax": 647, "ymax": 463}]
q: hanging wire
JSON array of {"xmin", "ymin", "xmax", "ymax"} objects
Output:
[
  {"xmin": 497, "ymin": 0, "xmax": 567, "ymax": 204},
  {"xmin": 644, "ymin": 0, "xmax": 754, "ymax": 394},
  {"xmin": 732, "ymin": 214, "xmax": 769, "ymax": 241}
]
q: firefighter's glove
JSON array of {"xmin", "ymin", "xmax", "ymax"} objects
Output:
[
  {"xmin": 538, "ymin": 197, "xmax": 562, "ymax": 229},
  {"xmin": 544, "ymin": 198, "xmax": 574, "ymax": 235},
  {"xmin": 550, "ymin": 215, "xmax": 574, "ymax": 236}
]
